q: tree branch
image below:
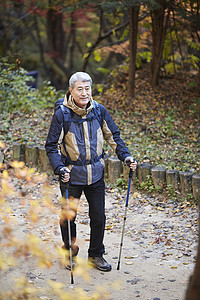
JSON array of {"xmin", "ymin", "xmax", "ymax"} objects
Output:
[
  {"xmin": 0, "ymin": 6, "xmax": 37, "ymax": 37},
  {"xmin": 82, "ymin": 19, "xmax": 129, "ymax": 71}
]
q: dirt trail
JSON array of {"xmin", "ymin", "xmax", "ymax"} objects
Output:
[{"xmin": 0, "ymin": 186, "xmax": 198, "ymax": 300}]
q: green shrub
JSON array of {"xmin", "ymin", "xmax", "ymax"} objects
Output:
[{"xmin": 0, "ymin": 57, "xmax": 62, "ymax": 113}]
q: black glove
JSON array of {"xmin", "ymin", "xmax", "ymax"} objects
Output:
[
  {"xmin": 124, "ymin": 156, "xmax": 137, "ymax": 167},
  {"xmin": 59, "ymin": 167, "xmax": 70, "ymax": 183}
]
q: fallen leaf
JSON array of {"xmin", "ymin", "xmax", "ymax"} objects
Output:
[{"xmin": 157, "ymin": 207, "xmax": 165, "ymax": 211}]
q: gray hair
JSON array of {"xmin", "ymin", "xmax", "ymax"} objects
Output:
[{"xmin": 69, "ymin": 72, "xmax": 92, "ymax": 88}]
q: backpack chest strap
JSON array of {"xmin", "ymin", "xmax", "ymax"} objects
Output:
[{"xmin": 65, "ymin": 152, "xmax": 104, "ymax": 166}]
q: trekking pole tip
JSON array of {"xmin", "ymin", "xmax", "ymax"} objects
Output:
[{"xmin": 70, "ymin": 275, "xmax": 74, "ymax": 285}]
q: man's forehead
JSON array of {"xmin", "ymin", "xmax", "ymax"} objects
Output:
[{"xmin": 74, "ymin": 81, "xmax": 91, "ymax": 88}]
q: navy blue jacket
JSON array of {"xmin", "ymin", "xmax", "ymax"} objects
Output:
[{"xmin": 45, "ymin": 94, "xmax": 131, "ymax": 185}]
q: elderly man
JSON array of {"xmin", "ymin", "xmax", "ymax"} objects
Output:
[{"xmin": 45, "ymin": 72, "xmax": 137, "ymax": 272}]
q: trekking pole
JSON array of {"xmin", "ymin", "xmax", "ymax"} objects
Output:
[
  {"xmin": 66, "ymin": 186, "xmax": 74, "ymax": 285},
  {"xmin": 117, "ymin": 168, "xmax": 133, "ymax": 270}
]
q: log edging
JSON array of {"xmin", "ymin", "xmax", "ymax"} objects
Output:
[{"xmin": 13, "ymin": 143, "xmax": 200, "ymax": 201}]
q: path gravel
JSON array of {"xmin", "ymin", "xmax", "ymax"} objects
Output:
[{"xmin": 0, "ymin": 181, "xmax": 198, "ymax": 300}]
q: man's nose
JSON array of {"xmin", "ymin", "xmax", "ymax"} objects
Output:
[{"xmin": 81, "ymin": 88, "xmax": 87, "ymax": 95}]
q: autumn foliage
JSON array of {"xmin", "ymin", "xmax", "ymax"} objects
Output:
[{"xmin": 0, "ymin": 155, "xmax": 110, "ymax": 299}]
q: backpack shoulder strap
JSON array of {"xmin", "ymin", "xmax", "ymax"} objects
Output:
[
  {"xmin": 92, "ymin": 100, "xmax": 103, "ymax": 128},
  {"xmin": 54, "ymin": 98, "xmax": 64, "ymax": 113},
  {"xmin": 59, "ymin": 104, "xmax": 73, "ymax": 135}
]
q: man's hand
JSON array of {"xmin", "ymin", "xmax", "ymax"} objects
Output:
[
  {"xmin": 59, "ymin": 167, "xmax": 70, "ymax": 183},
  {"xmin": 130, "ymin": 160, "xmax": 137, "ymax": 171},
  {"xmin": 124, "ymin": 156, "xmax": 137, "ymax": 171}
]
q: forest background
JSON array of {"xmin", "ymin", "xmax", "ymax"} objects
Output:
[{"xmin": 0, "ymin": 0, "xmax": 200, "ymax": 299}]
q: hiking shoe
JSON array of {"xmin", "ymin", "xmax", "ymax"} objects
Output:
[{"xmin": 88, "ymin": 256, "xmax": 112, "ymax": 272}]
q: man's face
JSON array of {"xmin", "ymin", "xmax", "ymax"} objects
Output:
[{"xmin": 69, "ymin": 81, "xmax": 92, "ymax": 109}]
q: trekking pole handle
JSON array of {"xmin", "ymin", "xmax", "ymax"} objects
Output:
[
  {"xmin": 59, "ymin": 167, "xmax": 70, "ymax": 189},
  {"xmin": 125, "ymin": 158, "xmax": 137, "ymax": 179}
]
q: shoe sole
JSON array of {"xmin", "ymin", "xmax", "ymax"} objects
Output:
[
  {"xmin": 96, "ymin": 266, "xmax": 112, "ymax": 272},
  {"xmin": 88, "ymin": 261, "xmax": 112, "ymax": 272}
]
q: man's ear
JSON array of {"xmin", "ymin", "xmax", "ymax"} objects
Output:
[{"xmin": 69, "ymin": 87, "xmax": 72, "ymax": 94}]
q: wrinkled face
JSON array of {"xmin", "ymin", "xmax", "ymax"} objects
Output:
[{"xmin": 69, "ymin": 81, "xmax": 92, "ymax": 109}]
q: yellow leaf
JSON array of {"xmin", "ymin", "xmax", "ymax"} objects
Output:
[
  {"xmin": 56, "ymin": 246, "xmax": 67, "ymax": 266},
  {"xmin": 2, "ymin": 170, "xmax": 9, "ymax": 179},
  {"xmin": 171, "ymin": 266, "xmax": 177, "ymax": 269},
  {"xmin": 38, "ymin": 259, "xmax": 53, "ymax": 269},
  {"xmin": 48, "ymin": 280, "xmax": 64, "ymax": 290},
  {"xmin": 5, "ymin": 206, "xmax": 12, "ymax": 214},
  {"xmin": 126, "ymin": 141, "xmax": 132, "ymax": 145},
  {"xmin": 29, "ymin": 168, "xmax": 36, "ymax": 174},
  {"xmin": 74, "ymin": 257, "xmax": 91, "ymax": 281},
  {"xmin": 94, "ymin": 50, "xmax": 101, "ymax": 62},
  {"xmin": 15, "ymin": 169, "xmax": 27, "ymax": 179},
  {"xmin": 60, "ymin": 209, "xmax": 76, "ymax": 221},
  {"xmin": 0, "ymin": 141, "xmax": 6, "ymax": 149},
  {"xmin": 2, "ymin": 216, "xmax": 10, "ymax": 224},
  {"xmin": 0, "ymin": 162, "xmax": 4, "ymax": 168},
  {"xmin": 0, "ymin": 253, "xmax": 16, "ymax": 270},
  {"xmin": 83, "ymin": 53, "xmax": 89, "ymax": 59},
  {"xmin": 69, "ymin": 198, "xmax": 79, "ymax": 211},
  {"xmin": 105, "ymin": 225, "xmax": 112, "ymax": 230},
  {"xmin": 10, "ymin": 161, "xmax": 25, "ymax": 168},
  {"xmin": 15, "ymin": 276, "xmax": 28, "ymax": 288},
  {"xmin": 31, "ymin": 200, "xmax": 39, "ymax": 207},
  {"xmin": 33, "ymin": 173, "xmax": 47, "ymax": 183},
  {"xmin": 157, "ymin": 206, "xmax": 165, "ymax": 211},
  {"xmin": 1, "ymin": 179, "xmax": 14, "ymax": 196}
]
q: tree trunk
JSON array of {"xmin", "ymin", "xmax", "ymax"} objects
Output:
[
  {"xmin": 46, "ymin": 6, "xmax": 71, "ymax": 89},
  {"xmin": 185, "ymin": 201, "xmax": 200, "ymax": 300},
  {"xmin": 68, "ymin": 13, "xmax": 76, "ymax": 71},
  {"xmin": 128, "ymin": 3, "xmax": 140, "ymax": 98},
  {"xmin": 150, "ymin": 0, "xmax": 171, "ymax": 89},
  {"xmin": 46, "ymin": 7, "xmax": 65, "ymax": 59},
  {"xmin": 196, "ymin": 67, "xmax": 200, "ymax": 96}
]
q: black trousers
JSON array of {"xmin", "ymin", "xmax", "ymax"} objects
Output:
[{"xmin": 60, "ymin": 176, "xmax": 106, "ymax": 257}]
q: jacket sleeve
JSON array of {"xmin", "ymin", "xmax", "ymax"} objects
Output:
[
  {"xmin": 100, "ymin": 104, "xmax": 131, "ymax": 162},
  {"xmin": 45, "ymin": 109, "xmax": 65, "ymax": 174}
]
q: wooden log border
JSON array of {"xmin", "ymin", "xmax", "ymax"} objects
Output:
[{"xmin": 12, "ymin": 144, "xmax": 200, "ymax": 200}]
